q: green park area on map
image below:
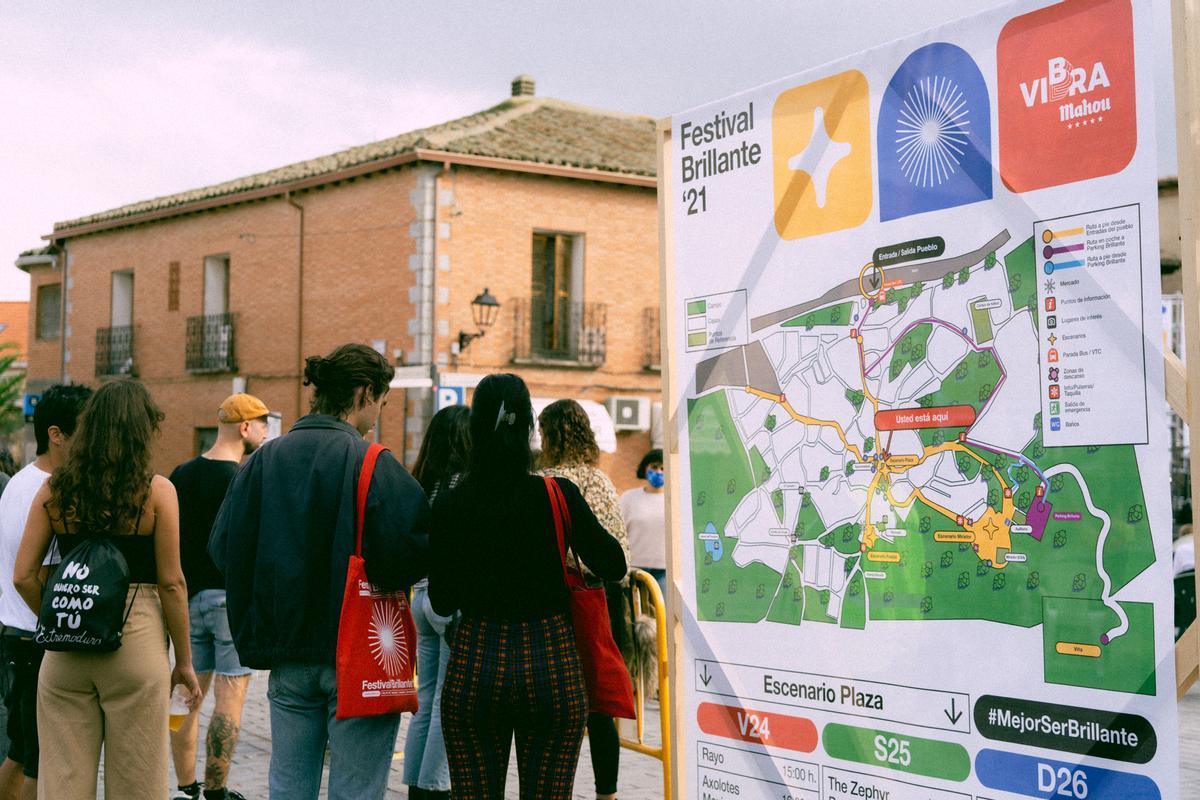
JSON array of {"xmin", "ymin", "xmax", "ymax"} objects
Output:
[{"xmin": 686, "ymin": 233, "xmax": 1158, "ymax": 694}]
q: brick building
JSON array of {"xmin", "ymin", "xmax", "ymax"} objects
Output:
[
  {"xmin": 0, "ymin": 302, "xmax": 30, "ymax": 458},
  {"xmin": 15, "ymin": 77, "xmax": 662, "ymax": 489}
]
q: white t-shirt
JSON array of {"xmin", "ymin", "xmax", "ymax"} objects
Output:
[
  {"xmin": 0, "ymin": 463, "xmax": 51, "ymax": 631},
  {"xmin": 620, "ymin": 487, "xmax": 667, "ymax": 570}
]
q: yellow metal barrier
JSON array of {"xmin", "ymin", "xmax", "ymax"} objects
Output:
[{"xmin": 619, "ymin": 569, "xmax": 672, "ymax": 800}]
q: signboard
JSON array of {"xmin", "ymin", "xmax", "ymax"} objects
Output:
[
  {"xmin": 436, "ymin": 385, "xmax": 466, "ymax": 410},
  {"xmin": 22, "ymin": 393, "xmax": 39, "ymax": 421},
  {"xmin": 666, "ymin": 1, "xmax": 1177, "ymax": 797}
]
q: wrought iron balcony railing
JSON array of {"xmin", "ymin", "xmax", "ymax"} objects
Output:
[
  {"xmin": 95, "ymin": 325, "xmax": 134, "ymax": 377},
  {"xmin": 512, "ymin": 298, "xmax": 606, "ymax": 367},
  {"xmin": 185, "ymin": 313, "xmax": 237, "ymax": 373}
]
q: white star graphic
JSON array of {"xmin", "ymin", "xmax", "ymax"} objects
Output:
[{"xmin": 787, "ymin": 106, "xmax": 852, "ymax": 209}]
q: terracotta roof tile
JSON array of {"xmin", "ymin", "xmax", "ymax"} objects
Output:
[{"xmin": 53, "ymin": 97, "xmax": 656, "ymax": 233}]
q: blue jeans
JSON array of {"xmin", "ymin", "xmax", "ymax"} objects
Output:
[
  {"xmin": 266, "ymin": 662, "xmax": 401, "ymax": 800},
  {"xmin": 189, "ymin": 589, "xmax": 251, "ymax": 676},
  {"xmin": 403, "ymin": 584, "xmax": 452, "ymax": 791}
]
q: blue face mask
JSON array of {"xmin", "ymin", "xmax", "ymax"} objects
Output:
[{"xmin": 646, "ymin": 469, "xmax": 665, "ymax": 489}]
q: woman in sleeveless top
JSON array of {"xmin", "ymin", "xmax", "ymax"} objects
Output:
[{"xmin": 14, "ymin": 379, "xmax": 200, "ymax": 799}]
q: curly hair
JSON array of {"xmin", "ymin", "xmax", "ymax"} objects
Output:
[
  {"xmin": 48, "ymin": 380, "xmax": 164, "ymax": 534},
  {"xmin": 538, "ymin": 399, "xmax": 599, "ymax": 467}
]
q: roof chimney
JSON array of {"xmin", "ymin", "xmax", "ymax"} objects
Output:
[{"xmin": 511, "ymin": 75, "xmax": 535, "ymax": 97}]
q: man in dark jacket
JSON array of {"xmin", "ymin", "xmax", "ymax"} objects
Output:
[{"xmin": 210, "ymin": 344, "xmax": 428, "ymax": 800}]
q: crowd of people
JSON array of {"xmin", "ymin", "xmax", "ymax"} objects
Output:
[{"xmin": 0, "ymin": 341, "xmax": 668, "ymax": 800}]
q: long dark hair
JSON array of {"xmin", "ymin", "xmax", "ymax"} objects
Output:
[
  {"xmin": 303, "ymin": 343, "xmax": 395, "ymax": 417},
  {"xmin": 538, "ymin": 399, "xmax": 599, "ymax": 468},
  {"xmin": 463, "ymin": 373, "xmax": 533, "ymax": 494},
  {"xmin": 48, "ymin": 380, "xmax": 164, "ymax": 533},
  {"xmin": 412, "ymin": 405, "xmax": 471, "ymax": 494}
]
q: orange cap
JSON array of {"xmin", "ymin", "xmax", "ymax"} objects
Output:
[{"xmin": 217, "ymin": 393, "xmax": 270, "ymax": 423}]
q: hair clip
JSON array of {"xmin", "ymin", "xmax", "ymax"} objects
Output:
[{"xmin": 495, "ymin": 401, "xmax": 516, "ymax": 430}]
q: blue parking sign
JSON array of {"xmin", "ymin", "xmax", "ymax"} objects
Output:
[{"xmin": 436, "ymin": 386, "xmax": 465, "ymax": 410}]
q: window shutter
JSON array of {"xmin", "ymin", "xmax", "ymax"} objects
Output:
[{"xmin": 168, "ymin": 261, "xmax": 180, "ymax": 311}]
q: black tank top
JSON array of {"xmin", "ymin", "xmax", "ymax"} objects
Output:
[{"xmin": 54, "ymin": 507, "xmax": 158, "ymax": 584}]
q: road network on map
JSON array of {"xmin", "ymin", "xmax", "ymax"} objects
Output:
[{"xmin": 688, "ymin": 231, "xmax": 1157, "ymax": 694}]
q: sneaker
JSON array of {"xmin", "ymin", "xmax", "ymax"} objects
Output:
[
  {"xmin": 173, "ymin": 783, "xmax": 202, "ymax": 800},
  {"xmin": 202, "ymin": 791, "xmax": 249, "ymax": 800}
]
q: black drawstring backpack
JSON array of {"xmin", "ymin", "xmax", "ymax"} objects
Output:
[{"xmin": 36, "ymin": 534, "xmax": 135, "ymax": 653}]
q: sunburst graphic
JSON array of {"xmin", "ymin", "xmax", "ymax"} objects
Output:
[
  {"xmin": 368, "ymin": 600, "xmax": 408, "ymax": 677},
  {"xmin": 895, "ymin": 75, "xmax": 971, "ymax": 188}
]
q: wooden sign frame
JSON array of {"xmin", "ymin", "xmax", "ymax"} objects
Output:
[
  {"xmin": 1170, "ymin": 0, "xmax": 1200, "ymax": 700},
  {"xmin": 656, "ymin": 116, "xmax": 688, "ymax": 800}
]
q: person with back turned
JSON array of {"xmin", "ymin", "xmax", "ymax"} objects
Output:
[
  {"xmin": 430, "ymin": 374, "xmax": 626, "ymax": 800},
  {"xmin": 170, "ymin": 394, "xmax": 271, "ymax": 800},
  {"xmin": 0, "ymin": 385, "xmax": 91, "ymax": 800},
  {"xmin": 210, "ymin": 343, "xmax": 429, "ymax": 800}
]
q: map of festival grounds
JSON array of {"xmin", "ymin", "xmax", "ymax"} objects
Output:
[{"xmin": 687, "ymin": 231, "xmax": 1157, "ymax": 695}]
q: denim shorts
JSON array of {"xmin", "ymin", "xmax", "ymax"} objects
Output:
[{"xmin": 189, "ymin": 589, "xmax": 251, "ymax": 676}]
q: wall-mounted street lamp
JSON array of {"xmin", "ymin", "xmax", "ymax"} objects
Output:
[{"xmin": 458, "ymin": 288, "xmax": 501, "ymax": 353}]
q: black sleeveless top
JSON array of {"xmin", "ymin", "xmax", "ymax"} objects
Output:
[{"xmin": 54, "ymin": 508, "xmax": 158, "ymax": 584}]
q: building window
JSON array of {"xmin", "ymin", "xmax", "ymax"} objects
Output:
[
  {"xmin": 168, "ymin": 261, "xmax": 180, "ymax": 311},
  {"xmin": 194, "ymin": 427, "xmax": 217, "ymax": 456},
  {"xmin": 96, "ymin": 270, "xmax": 135, "ymax": 377},
  {"xmin": 111, "ymin": 270, "xmax": 134, "ymax": 328},
  {"xmin": 186, "ymin": 255, "xmax": 235, "ymax": 372},
  {"xmin": 203, "ymin": 255, "xmax": 229, "ymax": 316},
  {"xmin": 36, "ymin": 283, "xmax": 62, "ymax": 341},
  {"xmin": 530, "ymin": 232, "xmax": 582, "ymax": 359}
]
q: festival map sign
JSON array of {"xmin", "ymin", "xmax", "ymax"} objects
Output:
[{"xmin": 666, "ymin": 0, "xmax": 1177, "ymax": 797}]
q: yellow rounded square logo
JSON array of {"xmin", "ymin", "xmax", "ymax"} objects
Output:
[{"xmin": 772, "ymin": 70, "xmax": 873, "ymax": 239}]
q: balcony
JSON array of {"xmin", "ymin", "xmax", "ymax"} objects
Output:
[
  {"xmin": 95, "ymin": 326, "xmax": 135, "ymax": 378},
  {"xmin": 643, "ymin": 306, "xmax": 661, "ymax": 371},
  {"xmin": 512, "ymin": 297, "xmax": 606, "ymax": 368},
  {"xmin": 186, "ymin": 313, "xmax": 237, "ymax": 373}
]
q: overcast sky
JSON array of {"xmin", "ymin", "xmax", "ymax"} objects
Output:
[{"xmin": 0, "ymin": 0, "xmax": 1179, "ymax": 302}]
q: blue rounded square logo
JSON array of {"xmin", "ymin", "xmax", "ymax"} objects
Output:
[{"xmin": 878, "ymin": 42, "xmax": 993, "ymax": 221}]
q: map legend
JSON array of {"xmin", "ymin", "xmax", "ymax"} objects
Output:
[
  {"xmin": 684, "ymin": 289, "xmax": 749, "ymax": 351},
  {"xmin": 1034, "ymin": 205, "xmax": 1147, "ymax": 446}
]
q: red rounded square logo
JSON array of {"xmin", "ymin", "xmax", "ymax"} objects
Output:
[{"xmin": 998, "ymin": 0, "xmax": 1136, "ymax": 192}]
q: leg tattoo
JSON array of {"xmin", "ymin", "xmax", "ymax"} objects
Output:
[{"xmin": 204, "ymin": 712, "xmax": 240, "ymax": 788}]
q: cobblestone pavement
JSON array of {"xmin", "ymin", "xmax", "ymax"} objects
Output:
[
  {"xmin": 94, "ymin": 671, "xmax": 1199, "ymax": 798},
  {"xmin": 153, "ymin": 671, "xmax": 666, "ymax": 799}
]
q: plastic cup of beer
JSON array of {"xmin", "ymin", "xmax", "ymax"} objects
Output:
[{"xmin": 168, "ymin": 685, "xmax": 190, "ymax": 732}]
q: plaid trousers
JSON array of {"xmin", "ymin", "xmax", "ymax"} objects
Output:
[{"xmin": 442, "ymin": 612, "xmax": 588, "ymax": 800}]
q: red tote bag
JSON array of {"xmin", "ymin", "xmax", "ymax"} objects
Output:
[
  {"xmin": 335, "ymin": 443, "xmax": 419, "ymax": 720},
  {"xmin": 544, "ymin": 476, "xmax": 636, "ymax": 720}
]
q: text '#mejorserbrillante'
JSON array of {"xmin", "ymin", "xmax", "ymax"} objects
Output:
[{"xmin": 679, "ymin": 102, "xmax": 761, "ymax": 184}]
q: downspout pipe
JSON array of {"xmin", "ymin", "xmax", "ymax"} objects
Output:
[
  {"xmin": 59, "ymin": 242, "xmax": 69, "ymax": 383},
  {"xmin": 286, "ymin": 191, "xmax": 305, "ymax": 422}
]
